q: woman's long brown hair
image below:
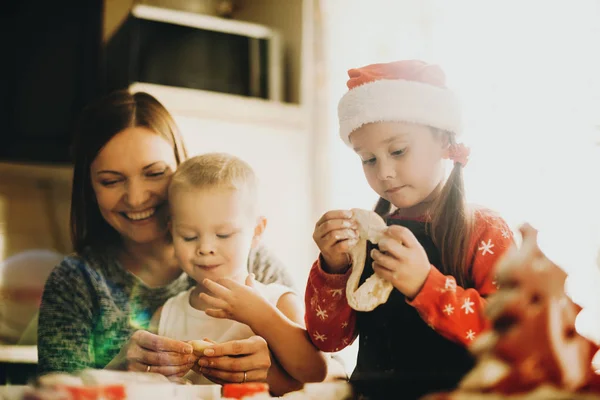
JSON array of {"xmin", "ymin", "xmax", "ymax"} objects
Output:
[
  {"xmin": 70, "ymin": 90, "xmax": 188, "ymax": 254},
  {"xmin": 373, "ymin": 130, "xmax": 473, "ymax": 288}
]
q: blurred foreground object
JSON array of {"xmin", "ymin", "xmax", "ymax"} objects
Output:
[{"xmin": 424, "ymin": 224, "xmax": 600, "ymax": 399}]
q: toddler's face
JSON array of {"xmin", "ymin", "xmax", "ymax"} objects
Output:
[{"xmin": 170, "ymin": 187, "xmax": 263, "ymax": 283}]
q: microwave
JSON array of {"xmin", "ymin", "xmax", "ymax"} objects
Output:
[{"xmin": 104, "ymin": 4, "xmax": 284, "ymax": 101}]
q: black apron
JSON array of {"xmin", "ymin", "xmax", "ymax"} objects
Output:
[{"xmin": 349, "ymin": 218, "xmax": 474, "ymax": 399}]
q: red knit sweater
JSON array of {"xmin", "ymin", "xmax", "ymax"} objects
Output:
[{"xmin": 304, "ymin": 208, "xmax": 515, "ymax": 352}]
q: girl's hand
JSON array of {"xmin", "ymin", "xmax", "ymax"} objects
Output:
[
  {"xmin": 371, "ymin": 225, "xmax": 431, "ymax": 299},
  {"xmin": 312, "ymin": 210, "xmax": 359, "ymax": 273},
  {"xmin": 107, "ymin": 330, "xmax": 197, "ymax": 378},
  {"xmin": 200, "ymin": 274, "xmax": 271, "ymax": 327},
  {"xmin": 193, "ymin": 336, "xmax": 271, "ymax": 385}
]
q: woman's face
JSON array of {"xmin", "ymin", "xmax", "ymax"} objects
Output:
[{"xmin": 90, "ymin": 127, "xmax": 178, "ymax": 245}]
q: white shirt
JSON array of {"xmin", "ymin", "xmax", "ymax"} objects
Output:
[{"xmin": 158, "ymin": 281, "xmax": 293, "ymax": 384}]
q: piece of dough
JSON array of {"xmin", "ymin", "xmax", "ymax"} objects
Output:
[
  {"xmin": 189, "ymin": 339, "xmax": 214, "ymax": 356},
  {"xmin": 346, "ymin": 208, "xmax": 393, "ymax": 311}
]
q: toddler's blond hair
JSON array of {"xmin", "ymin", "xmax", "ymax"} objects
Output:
[{"xmin": 169, "ymin": 152, "xmax": 259, "ymax": 216}]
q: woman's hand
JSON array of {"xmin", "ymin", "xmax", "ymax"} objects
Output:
[
  {"xmin": 372, "ymin": 225, "xmax": 431, "ymax": 299},
  {"xmin": 200, "ymin": 274, "xmax": 272, "ymax": 328},
  {"xmin": 193, "ymin": 336, "xmax": 271, "ymax": 385},
  {"xmin": 312, "ymin": 210, "xmax": 359, "ymax": 273},
  {"xmin": 106, "ymin": 330, "xmax": 197, "ymax": 377}
]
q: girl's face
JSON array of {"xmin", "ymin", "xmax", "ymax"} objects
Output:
[
  {"xmin": 90, "ymin": 127, "xmax": 178, "ymax": 245},
  {"xmin": 349, "ymin": 121, "xmax": 448, "ymax": 213}
]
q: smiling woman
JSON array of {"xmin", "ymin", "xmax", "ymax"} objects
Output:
[
  {"xmin": 37, "ymin": 90, "xmax": 296, "ymax": 381},
  {"xmin": 69, "ymin": 91, "xmax": 186, "ymax": 256},
  {"xmin": 90, "ymin": 127, "xmax": 177, "ymax": 253}
]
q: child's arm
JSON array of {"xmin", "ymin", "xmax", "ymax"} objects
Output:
[
  {"xmin": 406, "ymin": 209, "xmax": 515, "ymax": 346},
  {"xmin": 201, "ymin": 276, "xmax": 328, "ymax": 384},
  {"xmin": 304, "ymin": 257, "xmax": 358, "ymax": 352},
  {"xmin": 257, "ymin": 291, "xmax": 329, "ymax": 383},
  {"xmin": 265, "ymin": 354, "xmax": 305, "ymax": 395}
]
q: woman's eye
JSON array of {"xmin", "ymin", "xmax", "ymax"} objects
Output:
[
  {"xmin": 391, "ymin": 149, "xmax": 406, "ymax": 156},
  {"xmin": 100, "ymin": 180, "xmax": 120, "ymax": 187},
  {"xmin": 147, "ymin": 170, "xmax": 166, "ymax": 178}
]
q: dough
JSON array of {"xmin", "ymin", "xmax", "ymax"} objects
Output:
[
  {"xmin": 346, "ymin": 208, "xmax": 393, "ymax": 311},
  {"xmin": 189, "ymin": 339, "xmax": 214, "ymax": 356}
]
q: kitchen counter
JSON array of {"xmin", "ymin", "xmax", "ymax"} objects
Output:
[
  {"xmin": 0, "ymin": 346, "xmax": 37, "ymax": 364},
  {"xmin": 0, "ymin": 346, "xmax": 37, "ymax": 385}
]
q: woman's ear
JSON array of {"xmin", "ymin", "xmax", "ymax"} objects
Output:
[{"xmin": 251, "ymin": 216, "xmax": 268, "ymax": 248}]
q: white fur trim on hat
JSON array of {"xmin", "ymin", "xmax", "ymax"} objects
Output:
[{"xmin": 338, "ymin": 79, "xmax": 462, "ymax": 146}]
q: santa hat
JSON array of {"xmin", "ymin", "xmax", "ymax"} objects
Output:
[{"xmin": 338, "ymin": 60, "xmax": 462, "ymax": 146}]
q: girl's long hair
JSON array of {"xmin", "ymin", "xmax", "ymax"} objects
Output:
[{"xmin": 373, "ymin": 130, "xmax": 473, "ymax": 287}]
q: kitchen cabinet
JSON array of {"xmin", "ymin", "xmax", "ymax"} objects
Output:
[{"xmin": 0, "ymin": 1, "xmax": 103, "ymax": 163}]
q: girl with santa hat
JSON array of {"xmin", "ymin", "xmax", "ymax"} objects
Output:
[{"xmin": 305, "ymin": 60, "xmax": 515, "ymax": 393}]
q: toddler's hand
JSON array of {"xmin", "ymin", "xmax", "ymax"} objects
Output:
[
  {"xmin": 200, "ymin": 274, "xmax": 271, "ymax": 327},
  {"xmin": 312, "ymin": 210, "xmax": 359, "ymax": 273}
]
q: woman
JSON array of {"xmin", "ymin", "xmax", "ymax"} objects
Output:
[{"xmin": 37, "ymin": 90, "xmax": 296, "ymax": 385}]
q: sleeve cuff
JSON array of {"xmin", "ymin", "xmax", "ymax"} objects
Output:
[
  {"xmin": 406, "ymin": 265, "xmax": 446, "ymax": 308},
  {"xmin": 313, "ymin": 254, "xmax": 353, "ymax": 289}
]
